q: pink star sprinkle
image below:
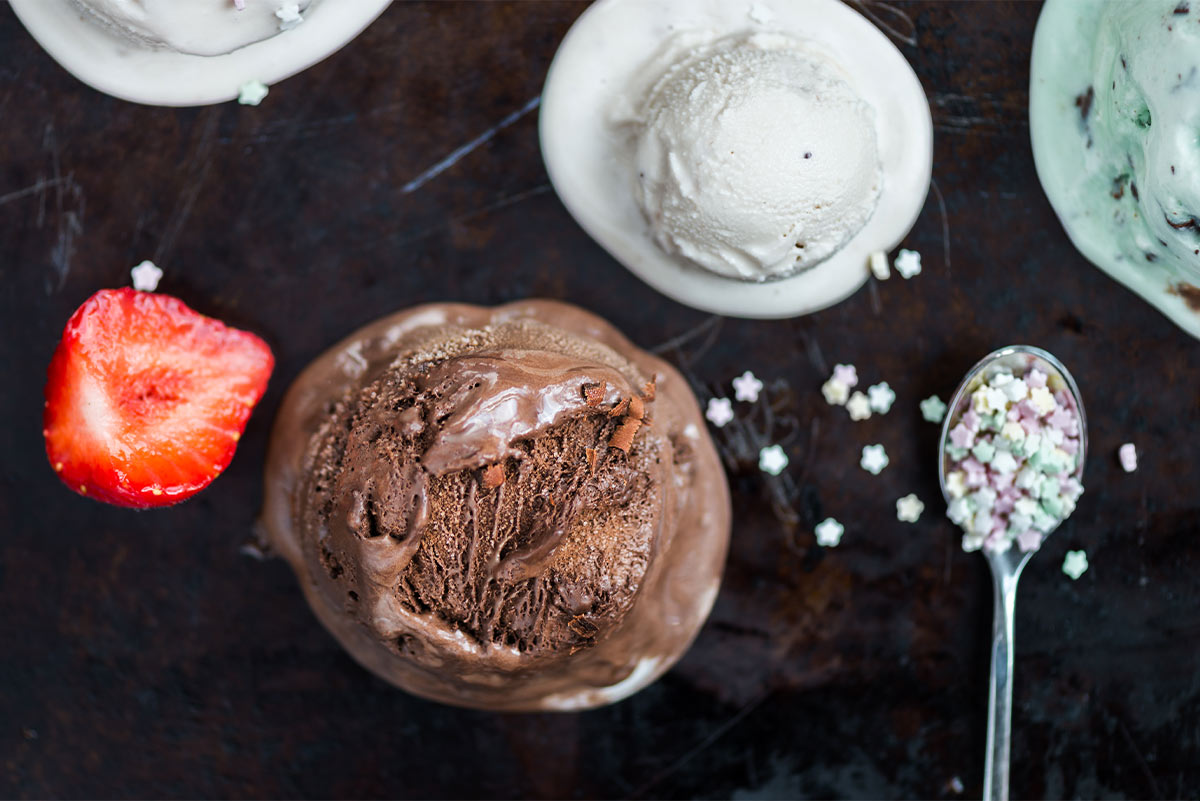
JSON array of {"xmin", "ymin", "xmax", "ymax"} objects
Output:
[
  {"xmin": 1047, "ymin": 408, "xmax": 1077, "ymax": 435},
  {"xmin": 234, "ymin": 0, "xmax": 245, "ymax": 8},
  {"xmin": 1017, "ymin": 530, "xmax": 1043, "ymax": 552},
  {"xmin": 832, "ymin": 364, "xmax": 858, "ymax": 388},
  {"xmin": 962, "ymin": 458, "xmax": 987, "ymax": 487},
  {"xmin": 950, "ymin": 423, "xmax": 975, "ymax": 450},
  {"xmin": 962, "ymin": 409, "xmax": 981, "ymax": 432},
  {"xmin": 1026, "ymin": 369, "xmax": 1048, "ymax": 389}
]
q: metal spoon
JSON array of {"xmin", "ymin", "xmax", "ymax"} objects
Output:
[{"xmin": 937, "ymin": 345, "xmax": 1088, "ymax": 801}]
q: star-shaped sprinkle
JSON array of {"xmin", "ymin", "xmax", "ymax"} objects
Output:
[
  {"xmin": 130, "ymin": 260, "xmax": 162, "ymax": 292},
  {"xmin": 733, "ymin": 371, "xmax": 763, "ymax": 403},
  {"xmin": 832, "ymin": 364, "xmax": 858, "ymax": 388},
  {"xmin": 920, "ymin": 395, "xmax": 946, "ymax": 423},
  {"xmin": 705, "ymin": 397, "xmax": 733, "ymax": 428},
  {"xmin": 945, "ymin": 471, "xmax": 967, "ymax": 498},
  {"xmin": 867, "ymin": 382, "xmax": 896, "ymax": 414},
  {"xmin": 238, "ymin": 80, "xmax": 269, "ymax": 106},
  {"xmin": 846, "ymin": 391, "xmax": 872, "ymax": 421},
  {"xmin": 896, "ymin": 494, "xmax": 924, "ymax": 523},
  {"xmin": 869, "ymin": 250, "xmax": 890, "ymax": 280},
  {"xmin": 1119, "ymin": 443, "xmax": 1137, "ymax": 473},
  {"xmin": 276, "ymin": 2, "xmax": 304, "ymax": 30},
  {"xmin": 815, "ymin": 518, "xmax": 844, "ymax": 547},
  {"xmin": 949, "ymin": 422, "xmax": 974, "ymax": 450},
  {"xmin": 1062, "ymin": 550, "xmax": 1089, "ymax": 580},
  {"xmin": 822, "ymin": 378, "xmax": 849, "ymax": 406},
  {"xmin": 1029, "ymin": 387, "xmax": 1056, "ymax": 415},
  {"xmin": 894, "ymin": 248, "xmax": 922, "ymax": 279},
  {"xmin": 860, "ymin": 444, "xmax": 889, "ymax": 475},
  {"xmin": 1016, "ymin": 530, "xmax": 1043, "ymax": 552},
  {"xmin": 758, "ymin": 445, "xmax": 789, "ymax": 476}
]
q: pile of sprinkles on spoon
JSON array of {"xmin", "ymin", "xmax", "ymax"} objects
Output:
[{"xmin": 943, "ymin": 365, "xmax": 1084, "ymax": 554}]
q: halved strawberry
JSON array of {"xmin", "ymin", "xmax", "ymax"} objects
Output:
[{"xmin": 43, "ymin": 288, "xmax": 274, "ymax": 509}]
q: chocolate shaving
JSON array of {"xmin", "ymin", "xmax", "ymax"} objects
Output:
[
  {"xmin": 583, "ymin": 381, "xmax": 607, "ymax": 407},
  {"xmin": 1169, "ymin": 282, "xmax": 1200, "ymax": 311},
  {"xmin": 642, "ymin": 378, "xmax": 657, "ymax": 401},
  {"xmin": 628, "ymin": 396, "xmax": 646, "ymax": 421},
  {"xmin": 568, "ymin": 615, "xmax": 599, "ymax": 638},
  {"xmin": 608, "ymin": 397, "xmax": 630, "ymax": 418},
  {"xmin": 1075, "ymin": 86, "xmax": 1094, "ymax": 121},
  {"xmin": 585, "ymin": 447, "xmax": 598, "ymax": 473},
  {"xmin": 481, "ymin": 463, "xmax": 505, "ymax": 489},
  {"xmin": 1111, "ymin": 173, "xmax": 1128, "ymax": 199},
  {"xmin": 1174, "ymin": 2, "xmax": 1189, "ymax": 14},
  {"xmin": 1165, "ymin": 213, "xmax": 1198, "ymax": 230},
  {"xmin": 609, "ymin": 417, "xmax": 642, "ymax": 452}
]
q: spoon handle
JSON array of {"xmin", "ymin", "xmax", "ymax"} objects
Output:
[{"xmin": 983, "ymin": 570, "xmax": 1019, "ymax": 801}]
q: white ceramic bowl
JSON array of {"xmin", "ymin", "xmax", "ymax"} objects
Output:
[
  {"xmin": 10, "ymin": 0, "xmax": 393, "ymax": 107},
  {"xmin": 539, "ymin": 0, "xmax": 933, "ymax": 319}
]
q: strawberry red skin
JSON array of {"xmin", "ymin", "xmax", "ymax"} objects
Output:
[{"xmin": 43, "ymin": 288, "xmax": 274, "ymax": 509}]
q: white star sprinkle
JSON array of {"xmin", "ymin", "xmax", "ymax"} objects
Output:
[
  {"xmin": 705, "ymin": 397, "xmax": 734, "ymax": 428},
  {"xmin": 867, "ymin": 382, "xmax": 896, "ymax": 414},
  {"xmin": 1062, "ymin": 550, "xmax": 1089, "ymax": 580},
  {"xmin": 896, "ymin": 494, "xmax": 925, "ymax": 523},
  {"xmin": 732, "ymin": 371, "xmax": 763, "ymax": 403},
  {"xmin": 758, "ymin": 445, "xmax": 789, "ymax": 476},
  {"xmin": 869, "ymin": 250, "xmax": 890, "ymax": 280},
  {"xmin": 238, "ymin": 80, "xmax": 269, "ymax": 106},
  {"xmin": 822, "ymin": 378, "xmax": 850, "ymax": 406},
  {"xmin": 894, "ymin": 248, "xmax": 922, "ymax": 279},
  {"xmin": 815, "ymin": 517, "xmax": 844, "ymax": 547},
  {"xmin": 846, "ymin": 391, "xmax": 872, "ymax": 421},
  {"xmin": 860, "ymin": 444, "xmax": 889, "ymax": 475},
  {"xmin": 130, "ymin": 260, "xmax": 162, "ymax": 292},
  {"xmin": 276, "ymin": 2, "xmax": 304, "ymax": 30},
  {"xmin": 1119, "ymin": 443, "xmax": 1137, "ymax": 473}
]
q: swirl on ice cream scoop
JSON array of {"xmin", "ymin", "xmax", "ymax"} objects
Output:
[
  {"xmin": 632, "ymin": 32, "xmax": 882, "ymax": 281},
  {"xmin": 68, "ymin": 0, "xmax": 316, "ymax": 56}
]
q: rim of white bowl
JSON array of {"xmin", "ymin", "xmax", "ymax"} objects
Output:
[
  {"xmin": 539, "ymin": 0, "xmax": 933, "ymax": 319},
  {"xmin": 10, "ymin": 0, "xmax": 393, "ymax": 107}
]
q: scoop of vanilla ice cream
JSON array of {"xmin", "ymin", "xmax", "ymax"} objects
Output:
[
  {"xmin": 632, "ymin": 33, "xmax": 882, "ymax": 281},
  {"xmin": 67, "ymin": 0, "xmax": 316, "ymax": 57}
]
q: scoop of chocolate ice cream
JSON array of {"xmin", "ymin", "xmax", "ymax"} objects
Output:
[{"xmin": 261, "ymin": 301, "xmax": 730, "ymax": 710}]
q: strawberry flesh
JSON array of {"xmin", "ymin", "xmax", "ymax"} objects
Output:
[{"xmin": 43, "ymin": 288, "xmax": 274, "ymax": 508}]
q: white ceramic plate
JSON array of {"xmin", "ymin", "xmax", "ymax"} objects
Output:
[
  {"xmin": 1029, "ymin": 0, "xmax": 1200, "ymax": 340},
  {"xmin": 10, "ymin": 0, "xmax": 393, "ymax": 107},
  {"xmin": 539, "ymin": 0, "xmax": 933, "ymax": 319}
]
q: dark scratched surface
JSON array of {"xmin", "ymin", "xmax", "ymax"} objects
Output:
[{"xmin": 2, "ymin": 1, "xmax": 1199, "ymax": 798}]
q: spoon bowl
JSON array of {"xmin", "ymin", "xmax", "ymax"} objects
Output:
[{"xmin": 937, "ymin": 345, "xmax": 1088, "ymax": 801}]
